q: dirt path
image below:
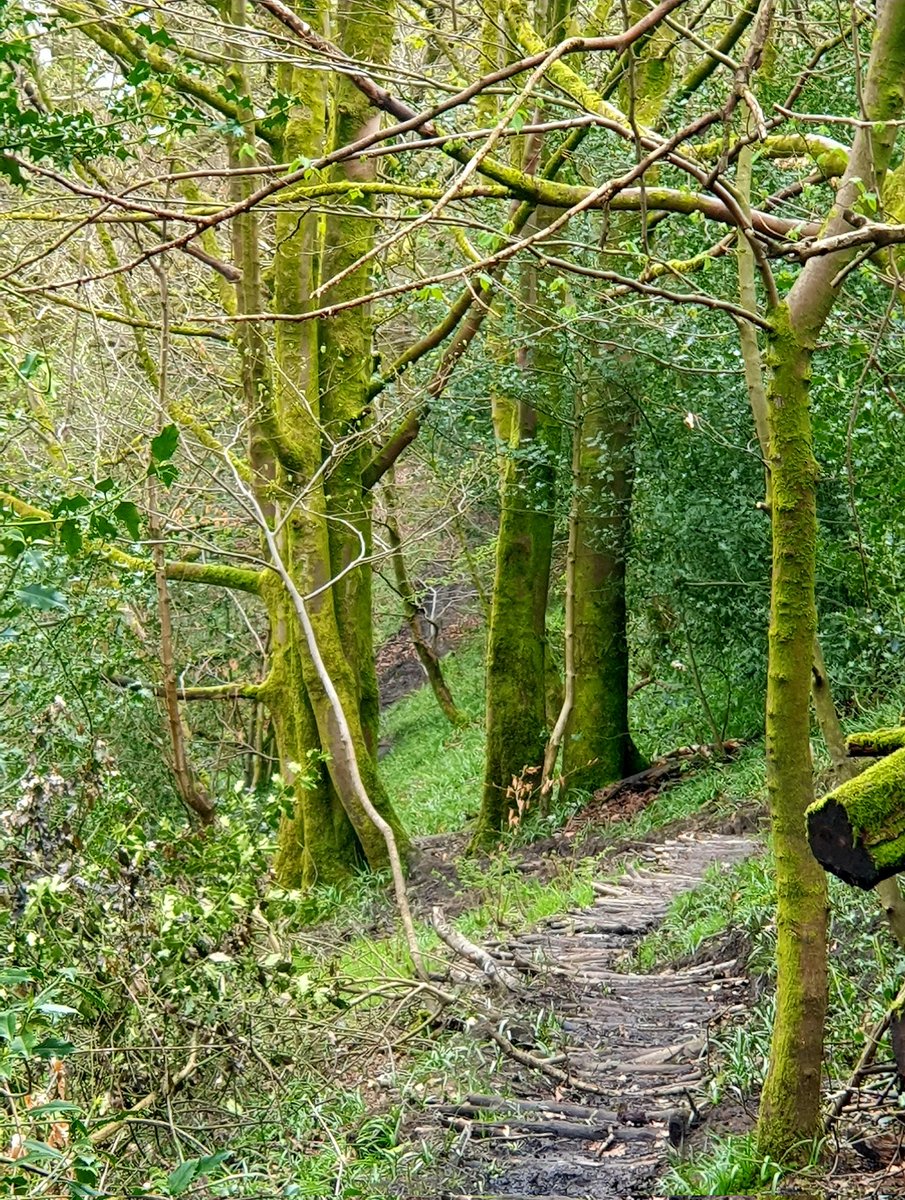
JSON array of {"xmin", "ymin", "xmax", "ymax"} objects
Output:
[{"xmin": 428, "ymin": 831, "xmax": 758, "ymax": 1199}]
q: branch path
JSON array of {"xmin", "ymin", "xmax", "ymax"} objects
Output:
[{"xmin": 429, "ymin": 831, "xmax": 758, "ymax": 1199}]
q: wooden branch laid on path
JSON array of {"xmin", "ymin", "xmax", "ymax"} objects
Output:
[{"xmin": 439, "ymin": 1114, "xmax": 660, "ymax": 1141}]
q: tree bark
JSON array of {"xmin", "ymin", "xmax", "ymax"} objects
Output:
[
  {"xmin": 562, "ymin": 384, "xmax": 642, "ymax": 790},
  {"xmin": 757, "ymin": 0, "xmax": 905, "ymax": 1160}
]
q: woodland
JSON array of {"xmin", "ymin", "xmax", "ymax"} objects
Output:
[{"xmin": 4, "ymin": 0, "xmax": 905, "ymax": 1196}]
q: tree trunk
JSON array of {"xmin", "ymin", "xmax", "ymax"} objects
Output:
[
  {"xmin": 562, "ymin": 384, "xmax": 642, "ymax": 791},
  {"xmin": 226, "ymin": 0, "xmax": 409, "ymax": 886},
  {"xmin": 757, "ymin": 316, "xmax": 828, "ymax": 1156},
  {"xmin": 757, "ymin": 0, "xmax": 905, "ymax": 1158},
  {"xmin": 384, "ymin": 472, "xmax": 467, "ymax": 727},
  {"xmin": 474, "ymin": 392, "xmax": 558, "ymax": 843}
]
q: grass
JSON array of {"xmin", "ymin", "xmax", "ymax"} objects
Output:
[
  {"xmin": 660, "ymin": 1131, "xmax": 821, "ymax": 1196},
  {"xmin": 379, "ymin": 635, "xmax": 486, "ymax": 835},
  {"xmin": 632, "ymin": 853, "xmax": 775, "ymax": 973}
]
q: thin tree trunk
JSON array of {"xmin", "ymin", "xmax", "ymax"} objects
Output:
[
  {"xmin": 384, "ymin": 471, "xmax": 467, "ymax": 726},
  {"xmin": 148, "ymin": 255, "xmax": 214, "ymax": 826},
  {"xmin": 756, "ymin": 0, "xmax": 905, "ymax": 1158}
]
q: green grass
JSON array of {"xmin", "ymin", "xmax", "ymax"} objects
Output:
[
  {"xmin": 379, "ymin": 636, "xmax": 486, "ymax": 835},
  {"xmin": 660, "ymin": 1131, "xmax": 820, "ymax": 1195},
  {"xmin": 632, "ymin": 853, "xmax": 775, "ymax": 972}
]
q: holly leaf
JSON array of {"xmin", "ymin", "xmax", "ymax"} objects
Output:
[
  {"xmin": 113, "ymin": 501, "xmax": 141, "ymax": 541},
  {"xmin": 166, "ymin": 1159, "xmax": 198, "ymax": 1195},
  {"xmin": 16, "ymin": 584, "xmax": 68, "ymax": 612},
  {"xmin": 151, "ymin": 424, "xmax": 179, "ymax": 462}
]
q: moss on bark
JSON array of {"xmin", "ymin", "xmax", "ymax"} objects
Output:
[
  {"xmin": 562, "ymin": 387, "xmax": 640, "ymax": 792},
  {"xmin": 474, "ymin": 402, "xmax": 557, "ymax": 844},
  {"xmin": 756, "ymin": 306, "xmax": 827, "ymax": 1159}
]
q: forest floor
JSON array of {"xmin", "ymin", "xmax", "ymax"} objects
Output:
[
  {"xmin": 410, "ymin": 829, "xmax": 757, "ymax": 1199},
  {"xmin": 393, "ymin": 811, "xmax": 905, "ymax": 1200}
]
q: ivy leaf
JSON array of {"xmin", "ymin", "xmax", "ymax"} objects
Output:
[
  {"xmin": 16, "ymin": 584, "xmax": 68, "ymax": 612},
  {"xmin": 113, "ymin": 501, "xmax": 141, "ymax": 541},
  {"xmin": 151, "ymin": 424, "xmax": 179, "ymax": 462}
]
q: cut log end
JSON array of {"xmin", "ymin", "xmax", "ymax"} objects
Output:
[{"xmin": 807, "ymin": 799, "xmax": 899, "ymax": 890}]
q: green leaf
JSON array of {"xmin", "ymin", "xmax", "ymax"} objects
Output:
[
  {"xmin": 59, "ymin": 518, "xmax": 82, "ymax": 557},
  {"xmin": 151, "ymin": 424, "xmax": 179, "ymax": 462},
  {"xmin": 0, "ymin": 968, "xmax": 33, "ymax": 986},
  {"xmin": 149, "ymin": 461, "xmax": 179, "ymax": 488},
  {"xmin": 0, "ymin": 154, "xmax": 27, "ymax": 187},
  {"xmin": 17, "ymin": 350, "xmax": 42, "ymax": 379},
  {"xmin": 16, "ymin": 583, "xmax": 68, "ymax": 612},
  {"xmin": 89, "ymin": 513, "xmax": 118, "ymax": 541},
  {"xmin": 33, "ymin": 1035, "xmax": 75, "ymax": 1058},
  {"xmin": 113, "ymin": 501, "xmax": 141, "ymax": 541},
  {"xmin": 166, "ymin": 1159, "xmax": 199, "ymax": 1195}
]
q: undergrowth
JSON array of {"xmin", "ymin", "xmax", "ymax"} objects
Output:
[{"xmin": 5, "ymin": 629, "xmax": 905, "ymax": 1198}]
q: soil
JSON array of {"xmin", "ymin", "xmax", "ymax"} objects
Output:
[
  {"xmin": 408, "ymin": 831, "xmax": 759, "ymax": 1199},
  {"xmin": 376, "ymin": 580, "xmax": 481, "ymax": 709}
]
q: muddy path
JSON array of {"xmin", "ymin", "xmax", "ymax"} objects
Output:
[{"xmin": 417, "ymin": 831, "xmax": 758, "ymax": 1199}]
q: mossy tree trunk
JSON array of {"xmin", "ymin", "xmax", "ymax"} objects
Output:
[
  {"xmin": 756, "ymin": 0, "xmax": 905, "ymax": 1160},
  {"xmin": 562, "ymin": 383, "xmax": 642, "ymax": 791},
  {"xmin": 476, "ymin": 375, "xmax": 559, "ymax": 843},
  {"xmin": 227, "ymin": 0, "xmax": 409, "ymax": 887}
]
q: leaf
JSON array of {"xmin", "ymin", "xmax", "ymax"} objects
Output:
[
  {"xmin": 195, "ymin": 1151, "xmax": 230, "ymax": 1176},
  {"xmin": 59, "ymin": 518, "xmax": 82, "ymax": 557},
  {"xmin": 32, "ymin": 1036, "xmax": 75, "ymax": 1059},
  {"xmin": 166, "ymin": 1159, "xmax": 198, "ymax": 1195},
  {"xmin": 113, "ymin": 501, "xmax": 141, "ymax": 541},
  {"xmin": 16, "ymin": 584, "xmax": 68, "ymax": 612},
  {"xmin": 17, "ymin": 350, "xmax": 42, "ymax": 379},
  {"xmin": 0, "ymin": 154, "xmax": 27, "ymax": 187},
  {"xmin": 151, "ymin": 424, "xmax": 179, "ymax": 462},
  {"xmin": 36, "ymin": 1002, "xmax": 78, "ymax": 1016},
  {"xmin": 89, "ymin": 513, "xmax": 118, "ymax": 541},
  {"xmin": 0, "ymin": 968, "xmax": 32, "ymax": 986},
  {"xmin": 25, "ymin": 1101, "xmax": 80, "ymax": 1118},
  {"xmin": 149, "ymin": 461, "xmax": 179, "ymax": 488}
]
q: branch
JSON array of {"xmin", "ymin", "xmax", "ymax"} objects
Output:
[
  {"xmin": 105, "ymin": 675, "xmax": 265, "ymax": 701},
  {"xmin": 0, "ymin": 489, "xmax": 262, "ymax": 593}
]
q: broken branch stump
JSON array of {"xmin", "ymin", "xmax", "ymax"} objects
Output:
[{"xmin": 807, "ymin": 744, "xmax": 905, "ymax": 888}]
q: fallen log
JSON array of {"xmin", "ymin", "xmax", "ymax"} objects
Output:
[
  {"xmin": 846, "ymin": 726, "xmax": 905, "ymax": 757},
  {"xmin": 807, "ymin": 745, "xmax": 905, "ymax": 888}
]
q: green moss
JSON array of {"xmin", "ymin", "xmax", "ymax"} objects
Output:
[
  {"xmin": 847, "ymin": 726, "xmax": 905, "ymax": 755},
  {"xmin": 807, "ymin": 746, "xmax": 905, "ymax": 859}
]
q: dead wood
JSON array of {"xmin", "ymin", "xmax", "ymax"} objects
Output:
[
  {"xmin": 439, "ymin": 1114, "xmax": 660, "ymax": 1141},
  {"xmin": 431, "ymin": 905, "xmax": 524, "ymax": 992}
]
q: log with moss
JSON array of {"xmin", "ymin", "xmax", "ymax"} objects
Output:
[
  {"xmin": 807, "ymin": 745, "xmax": 905, "ymax": 888},
  {"xmin": 846, "ymin": 726, "xmax": 905, "ymax": 757}
]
